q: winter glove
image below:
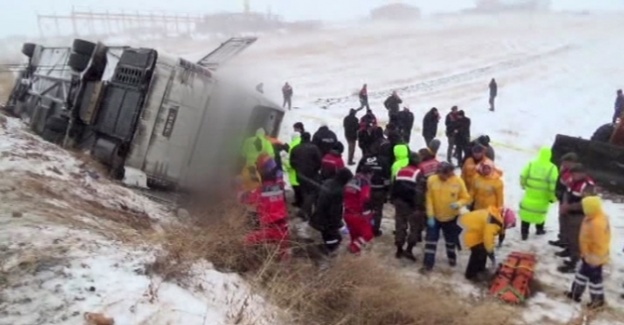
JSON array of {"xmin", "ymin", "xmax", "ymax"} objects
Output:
[
  {"xmin": 450, "ymin": 202, "xmax": 460, "ymax": 209},
  {"xmin": 427, "ymin": 217, "xmax": 437, "ymax": 228}
]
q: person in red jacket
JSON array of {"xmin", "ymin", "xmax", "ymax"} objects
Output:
[
  {"xmin": 320, "ymin": 142, "xmax": 345, "ymax": 181},
  {"xmin": 343, "ymin": 165, "xmax": 375, "ymax": 254},
  {"xmin": 244, "ymin": 154, "xmax": 290, "ymax": 260}
]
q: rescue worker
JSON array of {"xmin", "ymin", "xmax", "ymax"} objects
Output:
[
  {"xmin": 470, "ymin": 160, "xmax": 504, "ymax": 211},
  {"xmin": 284, "ymin": 132, "xmax": 302, "ymax": 207},
  {"xmin": 464, "ymin": 135, "xmax": 495, "ymax": 162},
  {"xmin": 293, "ymin": 122, "xmax": 305, "ymax": 134},
  {"xmin": 310, "ymin": 168, "xmax": 354, "ymax": 255},
  {"xmin": 459, "ymin": 207, "xmax": 517, "ymax": 281},
  {"xmin": 282, "ymin": 82, "xmax": 293, "ymax": 110},
  {"xmin": 454, "ymin": 110, "xmax": 471, "ymax": 165},
  {"xmin": 461, "ymin": 144, "xmax": 491, "ymax": 193},
  {"xmin": 422, "ymin": 162, "xmax": 471, "ymax": 272},
  {"xmin": 357, "ymin": 146, "xmax": 391, "ymax": 237},
  {"xmin": 312, "ymin": 124, "xmax": 338, "ymax": 156},
  {"xmin": 519, "ymin": 147, "xmax": 559, "ymax": 241},
  {"xmin": 243, "ymin": 154, "xmax": 290, "ymax": 260},
  {"xmin": 391, "ymin": 142, "xmax": 411, "ymax": 178},
  {"xmin": 565, "ymin": 196, "xmax": 610, "ymax": 309},
  {"xmin": 320, "ymin": 142, "xmax": 345, "ymax": 181},
  {"xmin": 290, "ymin": 132, "xmax": 322, "ymax": 221},
  {"xmin": 397, "ymin": 107, "xmax": 415, "ymax": 143},
  {"xmin": 391, "ymin": 153, "xmax": 426, "ymax": 261},
  {"xmin": 384, "ymin": 91, "xmax": 402, "ymax": 123},
  {"xmin": 417, "ymin": 140, "xmax": 441, "ymax": 179},
  {"xmin": 549, "ymin": 152, "xmax": 580, "ymax": 248},
  {"xmin": 445, "ymin": 106, "xmax": 460, "ymax": 163},
  {"xmin": 343, "ymin": 165, "xmax": 375, "ymax": 254},
  {"xmin": 422, "ymin": 107, "xmax": 440, "ymax": 147},
  {"xmin": 242, "ymin": 128, "xmax": 275, "ymax": 168},
  {"xmin": 489, "ymin": 78, "xmax": 497, "ymax": 112},
  {"xmin": 557, "ymin": 164, "xmax": 596, "ymax": 274},
  {"xmin": 359, "ymin": 84, "xmax": 370, "ymax": 110},
  {"xmin": 343, "ymin": 108, "xmax": 361, "ymax": 165}
]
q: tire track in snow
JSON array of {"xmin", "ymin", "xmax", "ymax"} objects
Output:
[{"xmin": 313, "ymin": 44, "xmax": 577, "ymax": 109}]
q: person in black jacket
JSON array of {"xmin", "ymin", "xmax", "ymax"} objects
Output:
[
  {"xmin": 454, "ymin": 110, "xmax": 471, "ymax": 165},
  {"xmin": 343, "ymin": 109, "xmax": 361, "ymax": 165},
  {"xmin": 384, "ymin": 91, "xmax": 402, "ymax": 122},
  {"xmin": 357, "ymin": 145, "xmax": 392, "ymax": 237},
  {"xmin": 357, "ymin": 124, "xmax": 375, "ymax": 157},
  {"xmin": 312, "ymin": 125, "xmax": 338, "ymax": 156},
  {"xmin": 310, "ymin": 168, "xmax": 354, "ymax": 255},
  {"xmin": 290, "ymin": 132, "xmax": 323, "ymax": 221},
  {"xmin": 445, "ymin": 106, "xmax": 460, "ymax": 163},
  {"xmin": 489, "ymin": 78, "xmax": 497, "ymax": 111},
  {"xmin": 463, "ymin": 135, "xmax": 495, "ymax": 164},
  {"xmin": 391, "ymin": 152, "xmax": 426, "ymax": 261},
  {"xmin": 422, "ymin": 107, "xmax": 440, "ymax": 146},
  {"xmin": 397, "ymin": 107, "xmax": 415, "ymax": 143}
]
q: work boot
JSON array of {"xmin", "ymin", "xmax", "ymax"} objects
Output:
[
  {"xmin": 587, "ymin": 300, "xmax": 605, "ymax": 310},
  {"xmin": 536, "ymin": 229, "xmax": 546, "ymax": 236},
  {"xmin": 348, "ymin": 161, "xmax": 356, "ymax": 166},
  {"xmin": 403, "ymin": 244, "xmax": 417, "ymax": 262},
  {"xmin": 395, "ymin": 245, "xmax": 404, "ymax": 259},
  {"xmin": 548, "ymin": 240, "xmax": 566, "ymax": 248},
  {"xmin": 521, "ymin": 233, "xmax": 528, "ymax": 241},
  {"xmin": 419, "ymin": 266, "xmax": 432, "ymax": 275},
  {"xmin": 565, "ymin": 291, "xmax": 581, "ymax": 303},
  {"xmin": 449, "ymin": 259, "xmax": 457, "ymax": 267},
  {"xmin": 555, "ymin": 249, "xmax": 571, "ymax": 258},
  {"xmin": 557, "ymin": 263, "xmax": 576, "ymax": 274}
]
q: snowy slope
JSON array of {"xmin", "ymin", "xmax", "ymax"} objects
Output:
[
  {"xmin": 0, "ymin": 117, "xmax": 282, "ymax": 325},
  {"xmin": 217, "ymin": 13, "xmax": 624, "ymax": 324}
]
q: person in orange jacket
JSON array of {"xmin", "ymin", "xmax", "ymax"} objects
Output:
[
  {"xmin": 470, "ymin": 160, "xmax": 504, "ymax": 211},
  {"xmin": 461, "ymin": 144, "xmax": 492, "ymax": 193}
]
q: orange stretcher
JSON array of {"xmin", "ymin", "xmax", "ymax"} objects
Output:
[{"xmin": 489, "ymin": 252, "xmax": 537, "ymax": 304}]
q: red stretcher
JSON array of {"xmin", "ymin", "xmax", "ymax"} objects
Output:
[{"xmin": 489, "ymin": 252, "xmax": 537, "ymax": 304}]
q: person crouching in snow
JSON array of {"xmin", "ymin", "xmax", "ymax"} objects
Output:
[
  {"xmin": 243, "ymin": 154, "xmax": 290, "ymax": 260},
  {"xmin": 519, "ymin": 147, "xmax": 558, "ymax": 240},
  {"xmin": 566, "ymin": 196, "xmax": 611, "ymax": 310},
  {"xmin": 320, "ymin": 142, "xmax": 345, "ymax": 181},
  {"xmin": 310, "ymin": 168, "xmax": 354, "ymax": 256},
  {"xmin": 459, "ymin": 207, "xmax": 517, "ymax": 282},
  {"xmin": 391, "ymin": 153, "xmax": 426, "ymax": 261},
  {"xmin": 343, "ymin": 165, "xmax": 375, "ymax": 254},
  {"xmin": 422, "ymin": 162, "xmax": 471, "ymax": 273},
  {"xmin": 470, "ymin": 160, "xmax": 504, "ymax": 211}
]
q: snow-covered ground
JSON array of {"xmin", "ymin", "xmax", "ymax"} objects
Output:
[
  {"xmin": 2, "ymin": 12, "xmax": 624, "ymax": 325},
  {"xmin": 220, "ymin": 13, "xmax": 624, "ymax": 324},
  {"xmin": 0, "ymin": 117, "xmax": 282, "ymax": 324}
]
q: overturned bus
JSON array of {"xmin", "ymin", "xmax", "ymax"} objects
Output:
[{"xmin": 4, "ymin": 37, "xmax": 284, "ymax": 192}]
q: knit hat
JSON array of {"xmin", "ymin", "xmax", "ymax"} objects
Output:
[
  {"xmin": 409, "ymin": 152, "xmax": 421, "ymax": 166},
  {"xmin": 332, "ymin": 141, "xmax": 344, "ymax": 154},
  {"xmin": 428, "ymin": 138, "xmax": 441, "ymax": 154},
  {"xmin": 335, "ymin": 168, "xmax": 354, "ymax": 185},
  {"xmin": 582, "ymin": 196, "xmax": 603, "ymax": 216}
]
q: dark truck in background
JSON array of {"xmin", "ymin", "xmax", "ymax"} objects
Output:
[{"xmin": 4, "ymin": 37, "xmax": 284, "ymax": 193}]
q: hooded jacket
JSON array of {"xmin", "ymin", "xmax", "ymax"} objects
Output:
[
  {"xmin": 391, "ymin": 144, "xmax": 410, "ymax": 178},
  {"xmin": 426, "ymin": 174, "xmax": 471, "ymax": 222},
  {"xmin": 519, "ymin": 147, "xmax": 559, "ymax": 224},
  {"xmin": 470, "ymin": 163, "xmax": 504, "ymax": 210},
  {"xmin": 459, "ymin": 207, "xmax": 504, "ymax": 253},
  {"xmin": 384, "ymin": 94, "xmax": 402, "ymax": 115},
  {"xmin": 290, "ymin": 141, "xmax": 322, "ymax": 179},
  {"xmin": 391, "ymin": 164, "xmax": 426, "ymax": 209},
  {"xmin": 312, "ymin": 126, "xmax": 338, "ymax": 156},
  {"xmin": 579, "ymin": 196, "xmax": 611, "ymax": 266},
  {"xmin": 357, "ymin": 153, "xmax": 391, "ymax": 191},
  {"xmin": 285, "ymin": 134, "xmax": 302, "ymax": 186},
  {"xmin": 310, "ymin": 169, "xmax": 354, "ymax": 232},
  {"xmin": 242, "ymin": 129, "xmax": 275, "ymax": 166},
  {"xmin": 320, "ymin": 151, "xmax": 345, "ymax": 181}
]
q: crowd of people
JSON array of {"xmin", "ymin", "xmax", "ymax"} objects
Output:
[{"xmin": 236, "ymin": 86, "xmax": 613, "ymax": 309}]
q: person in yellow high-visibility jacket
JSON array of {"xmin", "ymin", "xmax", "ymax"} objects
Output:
[
  {"xmin": 470, "ymin": 160, "xmax": 504, "ymax": 211},
  {"xmin": 458, "ymin": 207, "xmax": 516, "ymax": 281},
  {"xmin": 282, "ymin": 132, "xmax": 302, "ymax": 206},
  {"xmin": 421, "ymin": 162, "xmax": 471, "ymax": 273},
  {"xmin": 242, "ymin": 128, "xmax": 275, "ymax": 167}
]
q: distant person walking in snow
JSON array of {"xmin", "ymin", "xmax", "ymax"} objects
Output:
[
  {"xmin": 358, "ymin": 84, "xmax": 370, "ymax": 110},
  {"xmin": 445, "ymin": 106, "xmax": 460, "ymax": 164},
  {"xmin": 422, "ymin": 107, "xmax": 440, "ymax": 147},
  {"xmin": 256, "ymin": 82, "xmax": 264, "ymax": 94},
  {"xmin": 489, "ymin": 78, "xmax": 498, "ymax": 111},
  {"xmin": 384, "ymin": 91, "xmax": 402, "ymax": 123},
  {"xmin": 614, "ymin": 89, "xmax": 624, "ymax": 123},
  {"xmin": 282, "ymin": 82, "xmax": 293, "ymax": 110}
]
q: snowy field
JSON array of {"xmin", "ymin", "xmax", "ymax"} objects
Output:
[
  {"xmin": 221, "ymin": 13, "xmax": 624, "ymax": 324},
  {"xmin": 2, "ymin": 12, "xmax": 624, "ymax": 325}
]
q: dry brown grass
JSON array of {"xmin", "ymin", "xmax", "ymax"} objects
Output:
[
  {"xmin": 0, "ymin": 72, "xmax": 15, "ymax": 103},
  {"xmin": 149, "ymin": 202, "xmax": 521, "ymax": 325}
]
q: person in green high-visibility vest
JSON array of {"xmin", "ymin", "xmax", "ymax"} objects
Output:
[
  {"xmin": 282, "ymin": 131, "xmax": 302, "ymax": 206},
  {"xmin": 391, "ymin": 143, "xmax": 411, "ymax": 178},
  {"xmin": 242, "ymin": 128, "xmax": 275, "ymax": 179}
]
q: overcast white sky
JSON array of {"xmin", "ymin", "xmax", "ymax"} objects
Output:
[{"xmin": 1, "ymin": 0, "xmax": 623, "ymax": 37}]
